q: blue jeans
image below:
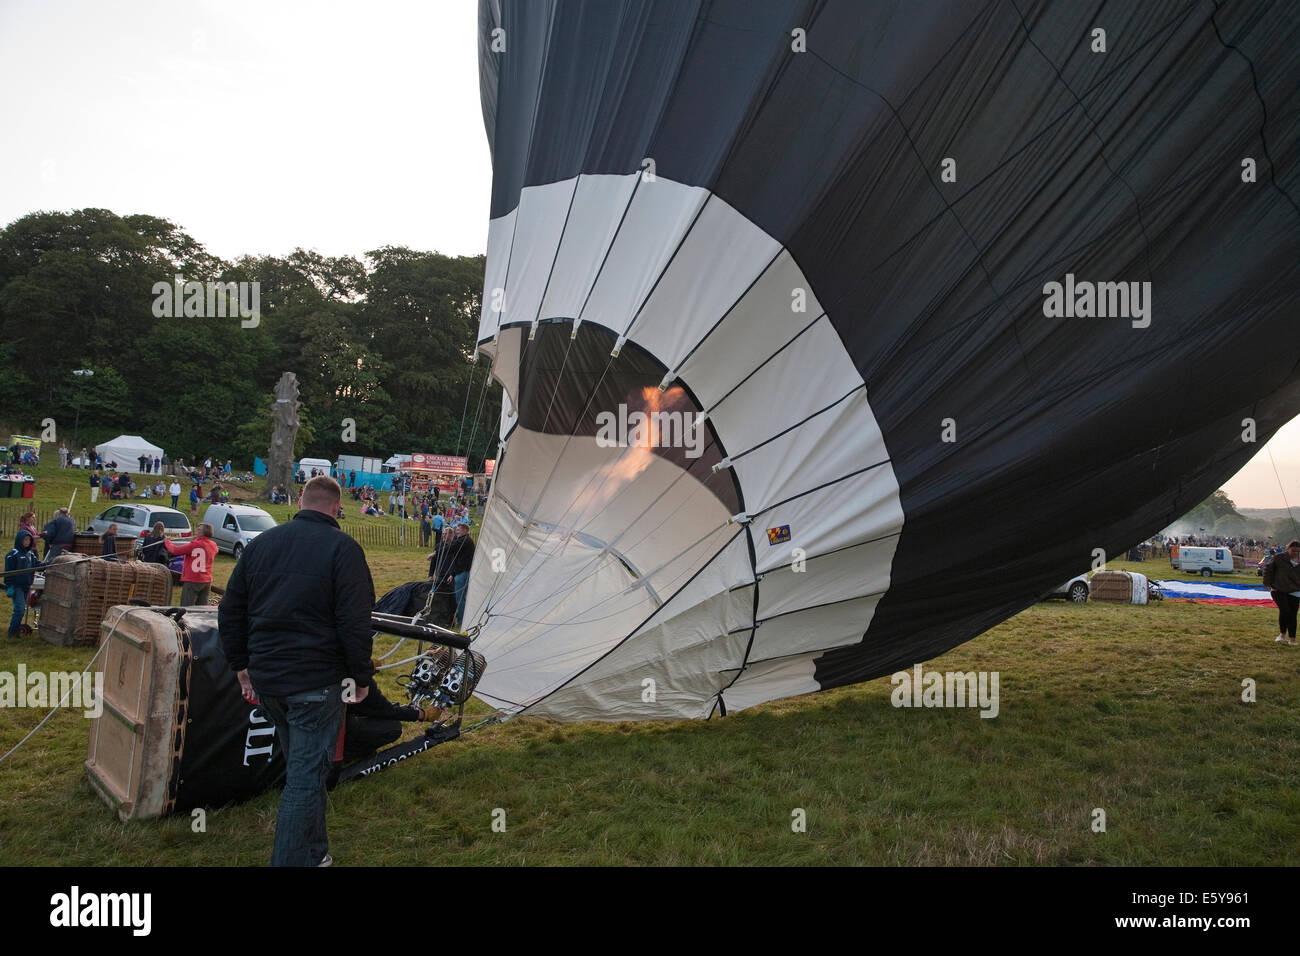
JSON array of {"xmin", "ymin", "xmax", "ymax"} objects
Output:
[
  {"xmin": 171, "ymin": 495, "xmax": 179, "ymax": 508},
  {"xmin": 454, "ymin": 571, "xmax": 469, "ymax": 627},
  {"xmin": 258, "ymin": 682, "xmax": 345, "ymax": 866},
  {"xmin": 8, "ymin": 586, "xmax": 28, "ymax": 634}
]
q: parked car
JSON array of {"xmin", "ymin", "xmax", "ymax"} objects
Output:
[
  {"xmin": 85, "ymin": 504, "xmax": 191, "ymax": 542},
  {"xmin": 201, "ymin": 504, "xmax": 277, "ymax": 560},
  {"xmin": 1043, "ymin": 574, "xmax": 1090, "ymax": 603}
]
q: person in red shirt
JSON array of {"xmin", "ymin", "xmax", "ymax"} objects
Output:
[{"xmin": 166, "ymin": 523, "xmax": 220, "ymax": 605}]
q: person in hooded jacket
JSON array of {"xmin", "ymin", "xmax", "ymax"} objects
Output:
[
  {"xmin": 140, "ymin": 521, "xmax": 169, "ymax": 565},
  {"xmin": 5, "ymin": 531, "xmax": 41, "ymax": 637}
]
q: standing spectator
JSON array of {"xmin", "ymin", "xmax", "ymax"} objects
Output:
[
  {"xmin": 169, "ymin": 478, "xmax": 181, "ymax": 509},
  {"xmin": 140, "ymin": 521, "xmax": 169, "ymax": 564},
  {"xmin": 161, "ymin": 453, "xmax": 170, "ymax": 472},
  {"xmin": 88, "ymin": 469, "xmax": 100, "ymax": 503},
  {"xmin": 5, "ymin": 531, "xmax": 40, "ymax": 637},
  {"xmin": 1263, "ymin": 540, "xmax": 1300, "ymax": 646},
  {"xmin": 80, "ymin": 447, "xmax": 88, "ymax": 469},
  {"xmin": 225, "ymin": 459, "xmax": 232, "ymax": 474},
  {"xmin": 100, "ymin": 523, "xmax": 120, "ymax": 561},
  {"xmin": 397, "ymin": 491, "xmax": 406, "ymax": 519},
  {"xmin": 117, "ymin": 471, "xmax": 131, "ymax": 498},
  {"xmin": 420, "ymin": 512, "xmax": 432, "ymax": 547},
  {"xmin": 349, "ymin": 470, "xmax": 356, "ymax": 488},
  {"xmin": 166, "ymin": 524, "xmax": 219, "ymax": 605},
  {"xmin": 190, "ymin": 484, "xmax": 201, "ymax": 516},
  {"xmin": 154, "ymin": 456, "xmax": 161, "ymax": 473},
  {"xmin": 40, "ymin": 508, "xmax": 77, "ymax": 562},
  {"xmin": 388, "ymin": 491, "xmax": 396, "ymax": 515},
  {"xmin": 441, "ymin": 522, "xmax": 476, "ymax": 628},
  {"xmin": 58, "ymin": 442, "xmax": 69, "ymax": 468},
  {"xmin": 219, "ymin": 476, "xmax": 375, "ymax": 867}
]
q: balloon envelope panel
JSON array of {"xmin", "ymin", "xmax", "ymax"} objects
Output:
[{"xmin": 469, "ymin": 0, "xmax": 1300, "ymax": 719}]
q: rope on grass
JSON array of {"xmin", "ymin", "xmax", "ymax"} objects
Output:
[{"xmin": 0, "ymin": 606, "xmax": 125, "ymax": 766}]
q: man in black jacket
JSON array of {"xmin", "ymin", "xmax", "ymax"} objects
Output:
[
  {"xmin": 40, "ymin": 508, "xmax": 76, "ymax": 562},
  {"xmin": 219, "ymin": 475, "xmax": 375, "ymax": 866},
  {"xmin": 441, "ymin": 522, "xmax": 476, "ymax": 628}
]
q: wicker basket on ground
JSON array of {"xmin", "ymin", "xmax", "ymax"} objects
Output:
[
  {"xmin": 1089, "ymin": 569, "xmax": 1148, "ymax": 604},
  {"xmin": 40, "ymin": 555, "xmax": 173, "ymax": 646}
]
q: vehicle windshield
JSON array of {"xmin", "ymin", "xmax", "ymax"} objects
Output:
[
  {"xmin": 151, "ymin": 512, "xmax": 192, "ymax": 530},
  {"xmin": 238, "ymin": 513, "xmax": 277, "ymax": 532}
]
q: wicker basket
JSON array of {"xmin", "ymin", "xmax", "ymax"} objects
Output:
[
  {"xmin": 70, "ymin": 532, "xmax": 136, "ymax": 559},
  {"xmin": 40, "ymin": 555, "xmax": 173, "ymax": 646},
  {"xmin": 1089, "ymin": 569, "xmax": 1139, "ymax": 604}
]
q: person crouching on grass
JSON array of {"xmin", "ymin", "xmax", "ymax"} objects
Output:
[
  {"xmin": 166, "ymin": 524, "xmax": 219, "ymax": 605},
  {"xmin": 1263, "ymin": 539, "xmax": 1300, "ymax": 645}
]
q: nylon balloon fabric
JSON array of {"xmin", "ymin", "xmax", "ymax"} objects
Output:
[{"xmin": 467, "ymin": 0, "xmax": 1300, "ymax": 720}]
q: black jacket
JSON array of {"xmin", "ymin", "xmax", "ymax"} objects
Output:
[
  {"xmin": 4, "ymin": 532, "xmax": 40, "ymax": 590},
  {"xmin": 350, "ymin": 677, "xmax": 419, "ymax": 722},
  {"xmin": 140, "ymin": 533, "xmax": 168, "ymax": 564},
  {"xmin": 442, "ymin": 534, "xmax": 475, "ymax": 578},
  {"xmin": 41, "ymin": 513, "xmax": 75, "ymax": 549},
  {"xmin": 1263, "ymin": 553, "xmax": 1300, "ymax": 594},
  {"xmin": 219, "ymin": 509, "xmax": 376, "ymax": 696}
]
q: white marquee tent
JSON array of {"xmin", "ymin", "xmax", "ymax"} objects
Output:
[{"xmin": 95, "ymin": 435, "xmax": 165, "ymax": 473}]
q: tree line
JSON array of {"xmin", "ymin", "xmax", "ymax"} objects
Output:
[{"xmin": 0, "ymin": 208, "xmax": 500, "ymax": 470}]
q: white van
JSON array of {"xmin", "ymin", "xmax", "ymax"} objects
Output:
[
  {"xmin": 1175, "ymin": 546, "xmax": 1235, "ymax": 577},
  {"xmin": 201, "ymin": 504, "xmax": 277, "ymax": 560}
]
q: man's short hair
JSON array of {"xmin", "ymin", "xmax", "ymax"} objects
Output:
[{"xmin": 301, "ymin": 475, "xmax": 343, "ymax": 509}]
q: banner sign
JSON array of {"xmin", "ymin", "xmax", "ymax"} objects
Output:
[{"xmin": 405, "ymin": 453, "xmax": 469, "ymax": 474}]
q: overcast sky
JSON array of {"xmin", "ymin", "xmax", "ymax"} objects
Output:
[
  {"xmin": 0, "ymin": 0, "xmax": 490, "ymax": 261},
  {"xmin": 0, "ymin": 0, "xmax": 1295, "ymax": 510}
]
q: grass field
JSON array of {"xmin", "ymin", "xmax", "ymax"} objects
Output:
[{"xmin": 1, "ymin": 463, "xmax": 1297, "ymax": 865}]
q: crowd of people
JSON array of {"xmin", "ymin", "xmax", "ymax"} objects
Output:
[{"xmin": 7, "ymin": 442, "xmax": 39, "ymax": 467}]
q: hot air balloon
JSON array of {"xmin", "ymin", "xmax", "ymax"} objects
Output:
[{"xmin": 465, "ymin": 0, "xmax": 1300, "ymax": 720}]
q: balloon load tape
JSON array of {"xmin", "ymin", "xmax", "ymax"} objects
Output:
[{"xmin": 401, "ymin": 646, "xmax": 488, "ymax": 711}]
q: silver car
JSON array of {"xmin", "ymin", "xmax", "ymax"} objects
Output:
[
  {"xmin": 85, "ymin": 504, "xmax": 192, "ymax": 542},
  {"xmin": 202, "ymin": 504, "xmax": 277, "ymax": 559},
  {"xmin": 1043, "ymin": 573, "xmax": 1090, "ymax": 603}
]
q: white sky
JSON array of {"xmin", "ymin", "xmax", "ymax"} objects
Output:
[
  {"xmin": 0, "ymin": 0, "xmax": 1295, "ymax": 508},
  {"xmin": 0, "ymin": 0, "xmax": 490, "ymax": 261}
]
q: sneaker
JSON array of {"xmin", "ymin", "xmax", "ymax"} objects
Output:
[
  {"xmin": 1276, "ymin": 635, "xmax": 1287, "ymax": 643},
  {"xmin": 1287, "ymin": 639, "xmax": 1298, "ymax": 647},
  {"xmin": 318, "ymin": 854, "xmax": 333, "ymax": 867}
]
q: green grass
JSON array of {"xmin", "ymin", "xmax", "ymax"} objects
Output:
[{"xmin": 1, "ymin": 464, "xmax": 1296, "ymax": 865}]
